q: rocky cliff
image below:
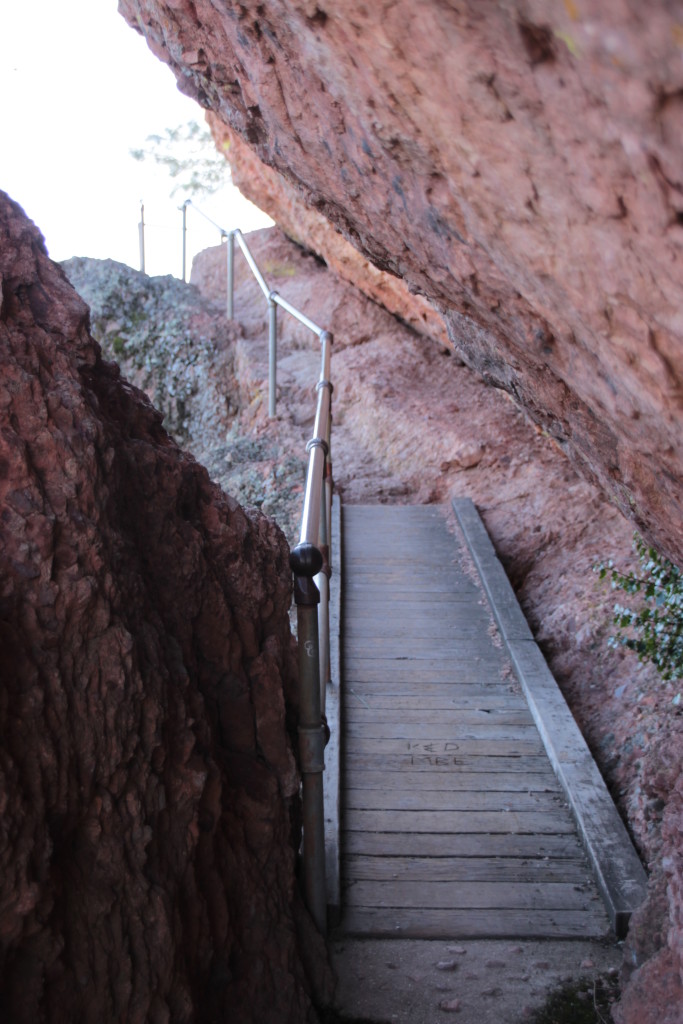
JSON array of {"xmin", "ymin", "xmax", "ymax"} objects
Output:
[
  {"xmin": 119, "ymin": 0, "xmax": 683, "ymax": 569},
  {"xmin": 0, "ymin": 193, "xmax": 330, "ymax": 1022}
]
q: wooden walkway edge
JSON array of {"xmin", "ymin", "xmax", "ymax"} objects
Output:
[
  {"xmin": 450, "ymin": 498, "xmax": 648, "ymax": 937},
  {"xmin": 326, "ymin": 501, "xmax": 646, "ymax": 941}
]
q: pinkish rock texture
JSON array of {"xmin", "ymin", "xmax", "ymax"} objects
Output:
[
  {"xmin": 207, "ymin": 117, "xmax": 451, "ymax": 347},
  {"xmin": 0, "ymin": 193, "xmax": 330, "ymax": 1022},
  {"xmin": 120, "ymin": 0, "xmax": 683, "ymax": 569}
]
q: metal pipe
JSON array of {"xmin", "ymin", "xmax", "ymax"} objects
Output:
[
  {"xmin": 181, "ymin": 200, "xmax": 190, "ymax": 282},
  {"xmin": 233, "ymin": 229, "xmax": 271, "ymax": 299},
  {"xmin": 272, "ymin": 292, "xmax": 325, "ymax": 338},
  {"xmin": 138, "ymin": 200, "xmax": 145, "ymax": 273},
  {"xmin": 315, "ymin": 477, "xmax": 330, "ymax": 714},
  {"xmin": 186, "ymin": 200, "xmax": 228, "ymax": 236},
  {"xmin": 227, "ymin": 232, "xmax": 235, "ymax": 320},
  {"xmin": 299, "ymin": 435, "xmax": 327, "ymax": 550},
  {"xmin": 268, "ymin": 296, "xmax": 277, "ymax": 417},
  {"xmin": 294, "ymin": 578, "xmax": 327, "ymax": 935}
]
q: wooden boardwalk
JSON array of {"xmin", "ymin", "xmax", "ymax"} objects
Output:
[{"xmin": 337, "ymin": 503, "xmax": 631, "ymax": 940}]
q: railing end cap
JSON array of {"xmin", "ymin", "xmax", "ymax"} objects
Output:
[{"xmin": 290, "ymin": 541, "xmax": 323, "ymax": 578}]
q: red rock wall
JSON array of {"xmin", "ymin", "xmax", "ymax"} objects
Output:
[
  {"xmin": 120, "ymin": 0, "xmax": 683, "ymax": 567},
  {"xmin": 0, "ymin": 192, "xmax": 329, "ymax": 1022}
]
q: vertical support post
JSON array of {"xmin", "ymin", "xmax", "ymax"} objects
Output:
[
  {"xmin": 181, "ymin": 200, "xmax": 190, "ymax": 282},
  {"xmin": 292, "ymin": 573, "xmax": 327, "ymax": 935},
  {"xmin": 138, "ymin": 200, "xmax": 145, "ymax": 274},
  {"xmin": 227, "ymin": 231, "xmax": 235, "ymax": 320},
  {"xmin": 315, "ymin": 478, "xmax": 330, "ymax": 716},
  {"xmin": 268, "ymin": 295, "xmax": 277, "ymax": 417}
]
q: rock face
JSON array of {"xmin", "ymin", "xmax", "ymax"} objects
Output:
[
  {"xmin": 0, "ymin": 193, "xmax": 329, "ymax": 1022},
  {"xmin": 119, "ymin": 0, "xmax": 683, "ymax": 567}
]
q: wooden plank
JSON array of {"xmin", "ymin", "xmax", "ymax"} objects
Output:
[
  {"xmin": 340, "ymin": 906, "xmax": 609, "ymax": 940},
  {"xmin": 343, "ymin": 854, "xmax": 591, "ymax": 884},
  {"xmin": 342, "ymin": 647, "xmax": 502, "ymax": 663},
  {"xmin": 345, "ymin": 707, "xmax": 534, "ymax": 725},
  {"xmin": 344, "ymin": 808, "xmax": 576, "ymax": 835},
  {"xmin": 343, "ymin": 622, "xmax": 492, "ymax": 640},
  {"xmin": 342, "ymin": 830, "xmax": 584, "ymax": 859},
  {"xmin": 343, "ymin": 663, "xmax": 509, "ymax": 683},
  {"xmin": 348, "ymin": 752, "xmax": 553, "ymax": 772},
  {"xmin": 345, "ymin": 720, "xmax": 536, "ymax": 739},
  {"xmin": 343, "ymin": 578, "xmax": 477, "ymax": 594},
  {"xmin": 343, "ymin": 879, "xmax": 602, "ymax": 912},
  {"xmin": 342, "ymin": 788, "xmax": 567, "ymax": 814},
  {"xmin": 345, "ymin": 737, "xmax": 546, "ymax": 757},
  {"xmin": 343, "ymin": 590, "xmax": 484, "ymax": 604},
  {"xmin": 344, "ymin": 693, "xmax": 529, "ymax": 710},
  {"xmin": 343, "ymin": 769, "xmax": 558, "ymax": 793}
]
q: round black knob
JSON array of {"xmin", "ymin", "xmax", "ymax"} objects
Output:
[{"xmin": 290, "ymin": 542, "xmax": 323, "ymax": 577}]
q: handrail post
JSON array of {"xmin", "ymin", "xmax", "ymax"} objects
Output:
[
  {"xmin": 227, "ymin": 231, "xmax": 235, "ymax": 320},
  {"xmin": 315, "ymin": 478, "xmax": 330, "ymax": 716},
  {"xmin": 268, "ymin": 293, "xmax": 278, "ymax": 417},
  {"xmin": 181, "ymin": 199, "xmax": 190, "ymax": 282},
  {"xmin": 138, "ymin": 200, "xmax": 145, "ymax": 274},
  {"xmin": 290, "ymin": 566, "xmax": 327, "ymax": 935}
]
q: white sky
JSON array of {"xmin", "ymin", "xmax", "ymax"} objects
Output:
[{"xmin": 0, "ymin": 0, "xmax": 272, "ymax": 277}]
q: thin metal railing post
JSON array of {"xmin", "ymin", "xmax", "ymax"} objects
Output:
[
  {"xmin": 292, "ymin": 573, "xmax": 327, "ymax": 935},
  {"xmin": 181, "ymin": 200, "xmax": 190, "ymax": 282},
  {"xmin": 138, "ymin": 200, "xmax": 145, "ymax": 274},
  {"xmin": 315, "ymin": 477, "xmax": 330, "ymax": 715},
  {"xmin": 268, "ymin": 294, "xmax": 278, "ymax": 417},
  {"xmin": 227, "ymin": 231, "xmax": 235, "ymax": 320}
]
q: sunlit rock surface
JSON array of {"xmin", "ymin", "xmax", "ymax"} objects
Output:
[
  {"xmin": 0, "ymin": 192, "xmax": 330, "ymax": 1023},
  {"xmin": 120, "ymin": 0, "xmax": 683, "ymax": 568}
]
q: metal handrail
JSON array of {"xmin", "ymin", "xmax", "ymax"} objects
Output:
[{"xmin": 209, "ymin": 215, "xmax": 333, "ymax": 936}]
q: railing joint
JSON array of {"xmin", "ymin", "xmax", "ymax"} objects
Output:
[{"xmin": 306, "ymin": 436, "xmax": 329, "ymax": 457}]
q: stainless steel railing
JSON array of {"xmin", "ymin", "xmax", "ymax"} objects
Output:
[{"xmin": 186, "ymin": 206, "xmax": 333, "ymax": 935}]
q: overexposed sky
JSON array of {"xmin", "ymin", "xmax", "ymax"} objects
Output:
[{"xmin": 0, "ymin": 0, "xmax": 271, "ymax": 277}]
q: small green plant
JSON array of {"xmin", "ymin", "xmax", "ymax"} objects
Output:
[{"xmin": 596, "ymin": 535, "xmax": 683, "ymax": 681}]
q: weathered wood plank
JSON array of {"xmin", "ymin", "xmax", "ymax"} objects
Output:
[
  {"xmin": 344, "ymin": 808, "xmax": 576, "ymax": 835},
  {"xmin": 342, "ymin": 788, "xmax": 567, "ymax": 814},
  {"xmin": 344, "ymin": 692, "xmax": 529, "ymax": 710},
  {"xmin": 342, "ymin": 830, "xmax": 584, "ymax": 859},
  {"xmin": 346, "ymin": 736, "xmax": 546, "ymax": 757},
  {"xmin": 345, "ymin": 720, "xmax": 536, "ymax": 740},
  {"xmin": 343, "ymin": 769, "xmax": 559, "ymax": 793},
  {"xmin": 343, "ymin": 663, "xmax": 510, "ymax": 683},
  {"xmin": 340, "ymin": 906, "xmax": 609, "ymax": 939},
  {"xmin": 346, "ymin": 706, "xmax": 534, "ymax": 724},
  {"xmin": 343, "ymin": 879, "xmax": 602, "ymax": 912},
  {"xmin": 348, "ymin": 751, "xmax": 553, "ymax": 772},
  {"xmin": 343, "ymin": 854, "xmax": 591, "ymax": 884}
]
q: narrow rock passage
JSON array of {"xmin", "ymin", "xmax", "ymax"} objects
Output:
[{"xmin": 67, "ymin": 225, "xmax": 670, "ymax": 1022}]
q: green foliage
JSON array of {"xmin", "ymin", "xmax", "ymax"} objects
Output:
[
  {"xmin": 130, "ymin": 120, "xmax": 231, "ymax": 197},
  {"xmin": 595, "ymin": 535, "xmax": 683, "ymax": 681}
]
